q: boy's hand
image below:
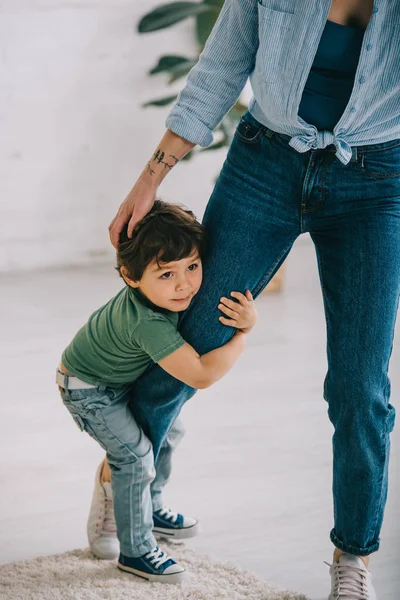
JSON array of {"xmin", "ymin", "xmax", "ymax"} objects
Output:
[{"xmin": 218, "ymin": 290, "xmax": 257, "ymax": 334}]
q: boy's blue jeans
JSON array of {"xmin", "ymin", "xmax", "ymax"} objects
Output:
[
  {"xmin": 130, "ymin": 112, "xmax": 400, "ymax": 557},
  {"xmin": 60, "ymin": 378, "xmax": 184, "ymax": 557}
]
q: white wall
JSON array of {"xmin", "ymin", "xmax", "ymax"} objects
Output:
[{"xmin": 0, "ymin": 0, "xmax": 231, "ymax": 273}]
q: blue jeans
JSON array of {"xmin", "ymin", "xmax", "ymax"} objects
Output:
[
  {"xmin": 59, "ymin": 377, "xmax": 185, "ymax": 557},
  {"xmin": 130, "ymin": 111, "xmax": 400, "ymax": 557}
]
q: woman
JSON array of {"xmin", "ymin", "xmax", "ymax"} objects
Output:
[{"xmin": 102, "ymin": 0, "xmax": 399, "ymax": 596}]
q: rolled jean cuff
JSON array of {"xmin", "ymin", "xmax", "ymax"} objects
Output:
[
  {"xmin": 120, "ymin": 534, "xmax": 156, "ymax": 559},
  {"xmin": 330, "ymin": 529, "xmax": 380, "ymax": 557}
]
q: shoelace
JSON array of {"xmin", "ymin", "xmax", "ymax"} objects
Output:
[
  {"xmin": 96, "ymin": 497, "xmax": 117, "ymax": 535},
  {"xmin": 324, "ymin": 561, "xmax": 369, "ymax": 599},
  {"xmin": 157, "ymin": 506, "xmax": 179, "ymax": 524},
  {"xmin": 145, "ymin": 547, "xmax": 172, "ymax": 569}
]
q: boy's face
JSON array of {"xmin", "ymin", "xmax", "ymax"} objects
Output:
[{"xmin": 123, "ymin": 249, "xmax": 203, "ymax": 312}]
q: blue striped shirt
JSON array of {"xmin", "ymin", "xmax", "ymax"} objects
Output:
[{"xmin": 165, "ymin": 0, "xmax": 400, "ymax": 165}]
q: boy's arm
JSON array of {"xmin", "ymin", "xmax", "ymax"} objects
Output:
[
  {"xmin": 158, "ymin": 332, "xmax": 246, "ymax": 390},
  {"xmin": 158, "ymin": 290, "xmax": 256, "ymax": 389}
]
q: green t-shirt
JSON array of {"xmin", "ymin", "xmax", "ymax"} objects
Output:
[{"xmin": 62, "ymin": 286, "xmax": 185, "ymax": 386}]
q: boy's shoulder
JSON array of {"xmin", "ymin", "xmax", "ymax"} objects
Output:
[{"xmin": 126, "ymin": 286, "xmax": 179, "ymax": 329}]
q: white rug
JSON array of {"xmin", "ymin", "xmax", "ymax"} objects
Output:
[{"xmin": 0, "ymin": 543, "xmax": 309, "ymax": 600}]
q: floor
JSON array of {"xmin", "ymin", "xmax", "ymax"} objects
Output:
[{"xmin": 0, "ymin": 237, "xmax": 399, "ymax": 600}]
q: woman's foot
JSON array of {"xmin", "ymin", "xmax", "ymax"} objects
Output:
[
  {"xmin": 327, "ymin": 553, "xmax": 377, "ymax": 599},
  {"xmin": 87, "ymin": 462, "xmax": 118, "ymax": 559},
  {"xmin": 87, "ymin": 461, "xmax": 200, "ymax": 559}
]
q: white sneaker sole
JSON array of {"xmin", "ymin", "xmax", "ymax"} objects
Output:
[
  {"xmin": 117, "ymin": 562, "xmax": 188, "ymax": 584},
  {"xmin": 153, "ymin": 521, "xmax": 201, "ymax": 540}
]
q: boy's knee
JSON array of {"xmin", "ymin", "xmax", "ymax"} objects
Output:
[{"xmin": 106, "ymin": 429, "xmax": 153, "ymax": 467}]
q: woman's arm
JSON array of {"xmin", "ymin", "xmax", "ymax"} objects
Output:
[
  {"xmin": 109, "ymin": 129, "xmax": 195, "ymax": 246},
  {"xmin": 109, "ymin": 1, "xmax": 259, "ymax": 247},
  {"xmin": 166, "ymin": 0, "xmax": 259, "ymax": 147}
]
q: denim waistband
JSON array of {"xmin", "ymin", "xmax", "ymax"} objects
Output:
[{"xmin": 243, "ymin": 111, "xmax": 400, "ymax": 164}]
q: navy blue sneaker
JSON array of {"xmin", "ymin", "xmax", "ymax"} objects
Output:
[
  {"xmin": 153, "ymin": 506, "xmax": 200, "ymax": 539},
  {"xmin": 117, "ymin": 546, "xmax": 187, "ymax": 583}
]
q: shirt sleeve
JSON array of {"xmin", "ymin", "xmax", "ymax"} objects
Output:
[
  {"xmin": 132, "ymin": 316, "xmax": 186, "ymax": 363},
  {"xmin": 165, "ymin": 0, "xmax": 259, "ymax": 147}
]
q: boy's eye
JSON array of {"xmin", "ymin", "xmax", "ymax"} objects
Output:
[
  {"xmin": 188, "ymin": 263, "xmax": 199, "ymax": 271},
  {"xmin": 160, "ymin": 272, "xmax": 172, "ymax": 279}
]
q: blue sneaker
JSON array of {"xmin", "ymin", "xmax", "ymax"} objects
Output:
[
  {"xmin": 153, "ymin": 506, "xmax": 200, "ymax": 540},
  {"xmin": 118, "ymin": 546, "xmax": 187, "ymax": 583}
]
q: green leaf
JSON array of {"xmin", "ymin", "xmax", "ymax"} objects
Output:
[
  {"xmin": 142, "ymin": 94, "xmax": 178, "ymax": 108},
  {"xmin": 138, "ymin": 2, "xmax": 216, "ymax": 33},
  {"xmin": 149, "ymin": 55, "xmax": 196, "ymax": 75},
  {"xmin": 195, "ymin": 11, "xmax": 218, "ymax": 47},
  {"xmin": 167, "ymin": 61, "xmax": 197, "ymax": 83},
  {"xmin": 181, "ymin": 151, "xmax": 193, "ymax": 161},
  {"xmin": 196, "ymin": 0, "xmax": 224, "ymax": 47}
]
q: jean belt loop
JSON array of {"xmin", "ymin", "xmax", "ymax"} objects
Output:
[
  {"xmin": 352, "ymin": 146, "xmax": 358, "ymax": 163},
  {"xmin": 63, "ymin": 373, "xmax": 71, "ymax": 399}
]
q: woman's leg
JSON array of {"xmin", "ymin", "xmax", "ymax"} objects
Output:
[
  {"xmin": 129, "ymin": 113, "xmax": 304, "ymax": 458},
  {"xmin": 308, "ymin": 142, "xmax": 400, "ymax": 556}
]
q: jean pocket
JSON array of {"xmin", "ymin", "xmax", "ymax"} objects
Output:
[
  {"xmin": 357, "ymin": 141, "xmax": 400, "ymax": 179},
  {"xmin": 234, "ymin": 114, "xmax": 265, "ymax": 144},
  {"xmin": 70, "ymin": 413, "xmax": 86, "ymax": 432}
]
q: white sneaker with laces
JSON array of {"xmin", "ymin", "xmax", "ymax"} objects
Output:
[
  {"xmin": 327, "ymin": 554, "xmax": 377, "ymax": 600},
  {"xmin": 87, "ymin": 462, "xmax": 119, "ymax": 559}
]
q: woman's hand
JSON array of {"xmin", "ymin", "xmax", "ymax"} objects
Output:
[
  {"xmin": 218, "ymin": 289, "xmax": 257, "ymax": 334},
  {"xmin": 108, "ymin": 130, "xmax": 196, "ymax": 249},
  {"xmin": 108, "ymin": 178, "xmax": 158, "ymax": 249}
]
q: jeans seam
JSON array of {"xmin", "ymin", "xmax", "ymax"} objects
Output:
[
  {"xmin": 360, "ymin": 140, "xmax": 400, "ymax": 154},
  {"xmin": 367, "ymin": 417, "xmax": 390, "ymax": 545}
]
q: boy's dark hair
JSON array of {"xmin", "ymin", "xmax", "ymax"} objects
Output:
[{"xmin": 116, "ymin": 199, "xmax": 207, "ymax": 282}]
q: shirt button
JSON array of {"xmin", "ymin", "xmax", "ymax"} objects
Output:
[
  {"xmin": 350, "ymin": 107, "xmax": 356, "ymax": 113},
  {"xmin": 373, "ymin": 6, "xmax": 378, "ymax": 13},
  {"xmin": 359, "ymin": 76, "xmax": 366, "ymax": 84},
  {"xmin": 366, "ymin": 43, "xmax": 373, "ymax": 51}
]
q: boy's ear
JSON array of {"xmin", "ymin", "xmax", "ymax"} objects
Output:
[{"xmin": 120, "ymin": 267, "xmax": 140, "ymax": 288}]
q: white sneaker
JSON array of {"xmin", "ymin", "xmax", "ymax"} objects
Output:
[
  {"xmin": 87, "ymin": 461, "xmax": 119, "ymax": 559},
  {"xmin": 327, "ymin": 554, "xmax": 377, "ymax": 600}
]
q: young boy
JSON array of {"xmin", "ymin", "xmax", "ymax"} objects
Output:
[{"xmin": 56, "ymin": 200, "xmax": 257, "ymax": 583}]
